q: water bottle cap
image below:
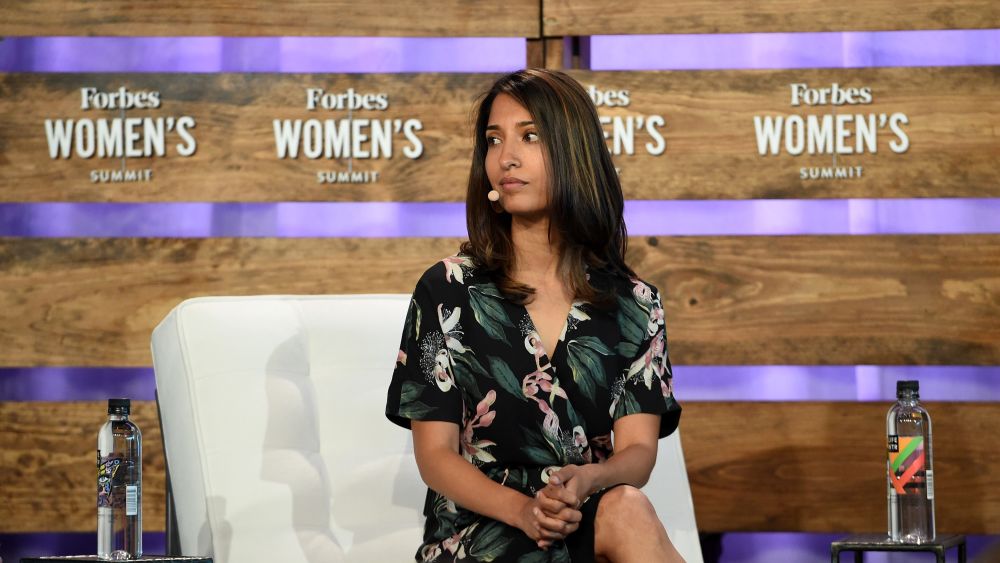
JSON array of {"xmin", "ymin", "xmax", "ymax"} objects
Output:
[
  {"xmin": 108, "ymin": 398, "xmax": 131, "ymax": 415},
  {"xmin": 896, "ymin": 380, "xmax": 919, "ymax": 397}
]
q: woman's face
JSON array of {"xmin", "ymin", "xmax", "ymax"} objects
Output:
[{"xmin": 484, "ymin": 94, "xmax": 550, "ymax": 219}]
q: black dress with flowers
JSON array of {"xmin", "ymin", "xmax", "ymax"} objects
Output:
[{"xmin": 385, "ymin": 255, "xmax": 681, "ymax": 562}]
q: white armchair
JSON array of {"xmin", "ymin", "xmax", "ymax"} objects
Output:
[{"xmin": 151, "ymin": 295, "xmax": 702, "ymax": 563}]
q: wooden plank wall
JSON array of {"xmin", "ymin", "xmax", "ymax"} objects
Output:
[
  {"xmin": 1, "ymin": 0, "xmax": 541, "ymax": 37},
  {"xmin": 544, "ymin": 0, "xmax": 1000, "ymax": 35},
  {"xmin": 4, "ymin": 401, "xmax": 999, "ymax": 534},
  {"xmin": 2, "ymin": 235, "xmax": 999, "ymax": 367},
  {"xmin": 2, "ymin": 0, "xmax": 999, "ymax": 543},
  {"xmin": 2, "ymin": 68, "xmax": 998, "ymax": 201}
]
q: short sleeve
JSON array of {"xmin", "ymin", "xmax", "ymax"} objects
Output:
[
  {"xmin": 385, "ymin": 277, "xmax": 465, "ymax": 429},
  {"xmin": 612, "ymin": 283, "xmax": 682, "ymax": 438}
]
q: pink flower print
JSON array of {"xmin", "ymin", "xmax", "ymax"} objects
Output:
[
  {"xmin": 420, "ymin": 543, "xmax": 442, "ymax": 562},
  {"xmin": 441, "ymin": 255, "xmax": 472, "ymax": 284},
  {"xmin": 524, "ymin": 331, "xmax": 543, "ymax": 355},
  {"xmin": 590, "ymin": 434, "xmax": 612, "ymax": 462},
  {"xmin": 631, "ymin": 278, "xmax": 654, "ymax": 304},
  {"xmin": 461, "ymin": 390, "xmax": 498, "ymax": 463},
  {"xmin": 628, "ymin": 330, "xmax": 666, "ymax": 390},
  {"xmin": 541, "ymin": 465, "xmax": 561, "ymax": 484},
  {"xmin": 647, "ymin": 305, "xmax": 664, "ymax": 336},
  {"xmin": 537, "ymin": 400, "xmax": 560, "ymax": 441},
  {"xmin": 433, "ymin": 349, "xmax": 455, "ymax": 392},
  {"xmin": 441, "ymin": 531, "xmax": 466, "ymax": 558},
  {"xmin": 661, "ymin": 377, "xmax": 671, "ymax": 397}
]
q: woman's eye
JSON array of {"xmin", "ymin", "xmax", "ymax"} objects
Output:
[
  {"xmin": 486, "ymin": 136, "xmax": 501, "ymax": 146},
  {"xmin": 524, "ymin": 132, "xmax": 539, "ymax": 143}
]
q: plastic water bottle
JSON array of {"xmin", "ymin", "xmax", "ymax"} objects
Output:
[
  {"xmin": 98, "ymin": 398, "xmax": 142, "ymax": 559},
  {"xmin": 886, "ymin": 380, "xmax": 935, "ymax": 543}
]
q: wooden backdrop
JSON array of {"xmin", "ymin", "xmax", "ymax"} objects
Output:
[
  {"xmin": 2, "ymin": 68, "xmax": 998, "ymax": 201},
  {"xmin": 2, "ymin": 0, "xmax": 999, "ymax": 540}
]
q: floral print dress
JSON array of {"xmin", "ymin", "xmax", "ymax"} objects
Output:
[{"xmin": 385, "ymin": 255, "xmax": 681, "ymax": 562}]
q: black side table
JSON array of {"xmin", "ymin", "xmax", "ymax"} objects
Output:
[
  {"xmin": 21, "ymin": 557, "xmax": 211, "ymax": 563},
  {"xmin": 831, "ymin": 534, "xmax": 966, "ymax": 563}
]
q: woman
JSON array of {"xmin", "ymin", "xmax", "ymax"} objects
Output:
[{"xmin": 385, "ymin": 69, "xmax": 684, "ymax": 562}]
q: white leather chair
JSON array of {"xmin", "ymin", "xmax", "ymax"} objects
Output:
[{"xmin": 152, "ymin": 295, "xmax": 702, "ymax": 563}]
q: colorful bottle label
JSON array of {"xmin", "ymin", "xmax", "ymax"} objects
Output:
[
  {"xmin": 97, "ymin": 452, "xmax": 125, "ymax": 508},
  {"xmin": 888, "ymin": 435, "xmax": 926, "ymax": 495}
]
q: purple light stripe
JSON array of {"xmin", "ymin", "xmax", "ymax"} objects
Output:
[
  {"xmin": 0, "ymin": 368, "xmax": 156, "ymax": 402},
  {"xmin": 0, "ymin": 37, "xmax": 526, "ymax": 73},
  {"xmin": 591, "ymin": 29, "xmax": 1000, "ymax": 70},
  {"xmin": 0, "ymin": 532, "xmax": 165, "ymax": 561},
  {"xmin": 719, "ymin": 533, "xmax": 999, "ymax": 563},
  {"xmin": 2, "ymin": 199, "xmax": 999, "ymax": 238},
  {"xmin": 3, "ymin": 366, "xmax": 998, "ymax": 403},
  {"xmin": 675, "ymin": 366, "xmax": 1000, "ymax": 402}
]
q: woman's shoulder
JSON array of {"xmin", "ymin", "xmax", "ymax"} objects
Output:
[{"xmin": 412, "ymin": 253, "xmax": 485, "ymax": 294}]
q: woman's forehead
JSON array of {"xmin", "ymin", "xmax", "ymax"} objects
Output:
[{"xmin": 488, "ymin": 93, "xmax": 533, "ymax": 124}]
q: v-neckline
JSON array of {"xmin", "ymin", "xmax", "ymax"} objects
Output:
[{"xmin": 522, "ymin": 303, "xmax": 573, "ymax": 363}]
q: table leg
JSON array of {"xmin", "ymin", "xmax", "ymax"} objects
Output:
[
  {"xmin": 959, "ymin": 541, "xmax": 967, "ymax": 563},
  {"xmin": 855, "ymin": 551, "xmax": 863, "ymax": 563}
]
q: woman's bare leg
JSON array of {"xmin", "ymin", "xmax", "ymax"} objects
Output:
[{"xmin": 593, "ymin": 485, "xmax": 685, "ymax": 563}]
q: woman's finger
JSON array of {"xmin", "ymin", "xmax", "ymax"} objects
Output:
[{"xmin": 536, "ymin": 490, "xmax": 569, "ymax": 514}]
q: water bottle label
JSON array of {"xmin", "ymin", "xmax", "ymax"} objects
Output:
[
  {"xmin": 125, "ymin": 485, "xmax": 138, "ymax": 516},
  {"xmin": 97, "ymin": 452, "xmax": 125, "ymax": 508},
  {"xmin": 926, "ymin": 469, "xmax": 934, "ymax": 500},
  {"xmin": 887, "ymin": 434, "xmax": 899, "ymax": 452},
  {"xmin": 888, "ymin": 435, "xmax": 926, "ymax": 495}
]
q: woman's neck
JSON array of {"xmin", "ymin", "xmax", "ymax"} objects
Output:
[{"xmin": 510, "ymin": 215, "xmax": 560, "ymax": 285}]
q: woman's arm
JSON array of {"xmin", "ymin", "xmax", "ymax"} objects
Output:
[
  {"xmin": 412, "ymin": 420, "xmax": 582, "ymax": 546},
  {"xmin": 539, "ymin": 413, "xmax": 661, "ymax": 509}
]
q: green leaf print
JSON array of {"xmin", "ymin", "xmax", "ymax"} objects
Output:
[
  {"xmin": 565, "ymin": 336, "xmax": 612, "ymax": 403},
  {"xmin": 399, "ymin": 381, "xmax": 436, "ymax": 419},
  {"xmin": 468, "ymin": 284, "xmax": 514, "ymax": 342},
  {"xmin": 486, "ymin": 356, "xmax": 526, "ymax": 400},
  {"xmin": 517, "ymin": 550, "xmax": 553, "ymax": 563},
  {"xmin": 468, "ymin": 520, "xmax": 509, "ymax": 561},
  {"xmin": 565, "ymin": 398, "xmax": 585, "ymax": 430},
  {"xmin": 550, "ymin": 545, "xmax": 571, "ymax": 563},
  {"xmin": 403, "ymin": 297, "xmax": 422, "ymax": 344},
  {"xmin": 616, "ymin": 294, "xmax": 648, "ymax": 348},
  {"xmin": 614, "ymin": 387, "xmax": 643, "ymax": 419},
  {"xmin": 451, "ymin": 352, "xmax": 485, "ymax": 399},
  {"xmin": 616, "ymin": 340, "xmax": 638, "ymax": 360},
  {"xmin": 521, "ymin": 425, "xmax": 560, "ymax": 465}
]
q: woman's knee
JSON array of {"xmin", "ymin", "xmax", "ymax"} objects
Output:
[{"xmin": 598, "ymin": 485, "xmax": 661, "ymax": 526}]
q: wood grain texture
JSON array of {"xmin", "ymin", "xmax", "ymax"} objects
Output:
[
  {"xmin": 0, "ymin": 73, "xmax": 493, "ymax": 202},
  {"xmin": 2, "ymin": 67, "xmax": 997, "ymax": 201},
  {"xmin": 629, "ymin": 234, "xmax": 1000, "ymax": 365},
  {"xmin": 564, "ymin": 67, "xmax": 1000, "ymax": 200},
  {"xmin": 1, "ymin": 0, "xmax": 540, "ymax": 37},
  {"xmin": 682, "ymin": 402, "xmax": 1000, "ymax": 534},
  {"xmin": 0, "ymin": 400, "xmax": 165, "ymax": 533},
  {"xmin": 544, "ymin": 0, "xmax": 1000, "ymax": 35},
  {"xmin": 3, "ymin": 401, "xmax": 997, "ymax": 533},
  {"xmin": 2, "ymin": 235, "xmax": 998, "ymax": 367}
]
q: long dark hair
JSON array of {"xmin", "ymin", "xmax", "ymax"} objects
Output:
[{"xmin": 460, "ymin": 68, "xmax": 635, "ymax": 306}]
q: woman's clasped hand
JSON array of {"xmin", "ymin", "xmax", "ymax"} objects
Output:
[{"xmin": 524, "ymin": 465, "xmax": 595, "ymax": 549}]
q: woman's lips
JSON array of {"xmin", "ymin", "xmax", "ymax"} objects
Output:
[{"xmin": 500, "ymin": 178, "xmax": 526, "ymax": 190}]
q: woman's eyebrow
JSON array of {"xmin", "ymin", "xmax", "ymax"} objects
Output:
[{"xmin": 485, "ymin": 121, "xmax": 535, "ymax": 131}]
